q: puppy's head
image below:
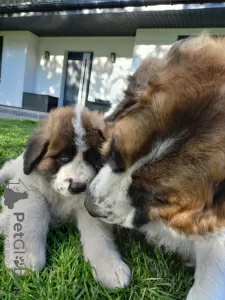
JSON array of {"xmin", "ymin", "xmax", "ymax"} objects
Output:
[
  {"xmin": 23, "ymin": 107, "xmax": 105, "ymax": 197},
  {"xmin": 86, "ymin": 35, "xmax": 225, "ymax": 235}
]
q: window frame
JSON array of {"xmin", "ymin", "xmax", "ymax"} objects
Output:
[{"xmin": 0, "ymin": 36, "xmax": 3, "ymax": 80}]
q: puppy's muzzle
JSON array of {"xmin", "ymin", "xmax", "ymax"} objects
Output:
[
  {"xmin": 85, "ymin": 191, "xmax": 107, "ymax": 218},
  {"xmin": 69, "ymin": 182, "xmax": 87, "ymax": 194}
]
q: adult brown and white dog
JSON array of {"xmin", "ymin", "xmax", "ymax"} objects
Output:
[
  {"xmin": 85, "ymin": 35, "xmax": 225, "ymax": 299},
  {"xmin": 0, "ymin": 106, "xmax": 130, "ymax": 288}
]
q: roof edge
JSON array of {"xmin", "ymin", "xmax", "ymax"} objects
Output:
[{"xmin": 0, "ymin": 0, "xmax": 223, "ymax": 14}]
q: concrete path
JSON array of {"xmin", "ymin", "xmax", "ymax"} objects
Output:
[{"xmin": 0, "ymin": 106, "xmax": 48, "ymax": 121}]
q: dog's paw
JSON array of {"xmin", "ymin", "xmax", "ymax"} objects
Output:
[
  {"xmin": 24, "ymin": 251, "xmax": 46, "ymax": 271},
  {"xmin": 93, "ymin": 259, "xmax": 131, "ymax": 289},
  {"xmin": 5, "ymin": 250, "xmax": 46, "ymax": 274}
]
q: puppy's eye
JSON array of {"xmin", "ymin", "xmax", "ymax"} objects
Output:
[
  {"xmin": 112, "ymin": 166, "xmax": 125, "ymax": 173},
  {"xmin": 108, "ymin": 137, "xmax": 126, "ymax": 173},
  {"xmin": 58, "ymin": 152, "xmax": 72, "ymax": 164},
  {"xmin": 83, "ymin": 148, "xmax": 102, "ymax": 172}
]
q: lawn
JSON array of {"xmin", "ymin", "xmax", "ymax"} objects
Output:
[{"xmin": 0, "ymin": 118, "xmax": 193, "ymax": 300}]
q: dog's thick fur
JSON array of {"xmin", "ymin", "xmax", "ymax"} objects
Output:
[
  {"xmin": 0, "ymin": 106, "xmax": 130, "ymax": 288},
  {"xmin": 86, "ymin": 35, "xmax": 225, "ymax": 299}
]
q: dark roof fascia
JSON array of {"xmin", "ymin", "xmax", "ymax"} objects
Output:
[{"xmin": 0, "ymin": 0, "xmax": 224, "ymax": 14}]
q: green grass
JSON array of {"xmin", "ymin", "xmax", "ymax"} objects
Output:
[{"xmin": 0, "ymin": 118, "xmax": 193, "ymax": 300}]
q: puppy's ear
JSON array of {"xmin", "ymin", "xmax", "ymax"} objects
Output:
[
  {"xmin": 97, "ymin": 128, "xmax": 106, "ymax": 142},
  {"xmin": 23, "ymin": 129, "xmax": 48, "ymax": 175},
  {"xmin": 96, "ymin": 113, "xmax": 106, "ymax": 141}
]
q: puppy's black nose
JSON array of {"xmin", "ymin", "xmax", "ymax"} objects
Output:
[{"xmin": 69, "ymin": 182, "xmax": 87, "ymax": 194}]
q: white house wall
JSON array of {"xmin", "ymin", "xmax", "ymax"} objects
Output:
[
  {"xmin": 0, "ymin": 31, "xmax": 30, "ymax": 107},
  {"xmin": 23, "ymin": 32, "xmax": 39, "ymax": 94},
  {"xmin": 34, "ymin": 36, "xmax": 135, "ymax": 105},
  {"xmin": 2, "ymin": 29, "xmax": 225, "ymax": 109},
  {"xmin": 132, "ymin": 28, "xmax": 225, "ymax": 72}
]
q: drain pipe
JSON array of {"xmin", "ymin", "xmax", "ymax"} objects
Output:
[{"xmin": 0, "ymin": 0, "xmax": 224, "ymax": 13}]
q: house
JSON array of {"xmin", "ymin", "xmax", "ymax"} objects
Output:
[{"xmin": 0, "ymin": 1, "xmax": 225, "ymax": 118}]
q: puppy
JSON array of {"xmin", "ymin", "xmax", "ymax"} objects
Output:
[
  {"xmin": 0, "ymin": 106, "xmax": 130, "ymax": 288},
  {"xmin": 85, "ymin": 35, "xmax": 225, "ymax": 299}
]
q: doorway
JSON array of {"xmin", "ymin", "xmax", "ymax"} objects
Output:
[{"xmin": 63, "ymin": 52, "xmax": 93, "ymax": 107}]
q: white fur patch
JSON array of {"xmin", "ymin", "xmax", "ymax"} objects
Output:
[
  {"xmin": 73, "ymin": 105, "xmax": 87, "ymax": 151},
  {"xmin": 130, "ymin": 137, "xmax": 176, "ymax": 173},
  {"xmin": 89, "ymin": 164, "xmax": 133, "ymax": 226},
  {"xmin": 52, "ymin": 151, "xmax": 95, "ymax": 197}
]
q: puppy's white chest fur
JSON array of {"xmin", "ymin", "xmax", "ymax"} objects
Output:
[
  {"xmin": 48, "ymin": 192, "xmax": 84, "ymax": 225},
  {"xmin": 141, "ymin": 221, "xmax": 195, "ymax": 263}
]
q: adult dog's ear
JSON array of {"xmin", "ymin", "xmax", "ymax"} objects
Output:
[
  {"xmin": 104, "ymin": 97, "xmax": 137, "ymax": 123},
  {"xmin": 23, "ymin": 129, "xmax": 48, "ymax": 175},
  {"xmin": 105, "ymin": 56, "xmax": 162, "ymax": 123}
]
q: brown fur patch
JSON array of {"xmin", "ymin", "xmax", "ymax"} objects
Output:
[
  {"xmin": 104, "ymin": 35, "xmax": 225, "ymax": 235},
  {"xmin": 24, "ymin": 107, "xmax": 105, "ymax": 177},
  {"xmin": 35, "ymin": 107, "xmax": 75, "ymax": 175},
  {"xmin": 81, "ymin": 109, "xmax": 105, "ymax": 150}
]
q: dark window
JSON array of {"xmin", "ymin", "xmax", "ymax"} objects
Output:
[
  {"xmin": 0, "ymin": 37, "xmax": 3, "ymax": 79},
  {"xmin": 178, "ymin": 35, "xmax": 190, "ymax": 41}
]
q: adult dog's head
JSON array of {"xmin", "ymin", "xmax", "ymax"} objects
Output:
[
  {"xmin": 23, "ymin": 107, "xmax": 105, "ymax": 197},
  {"xmin": 86, "ymin": 35, "xmax": 225, "ymax": 235}
]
